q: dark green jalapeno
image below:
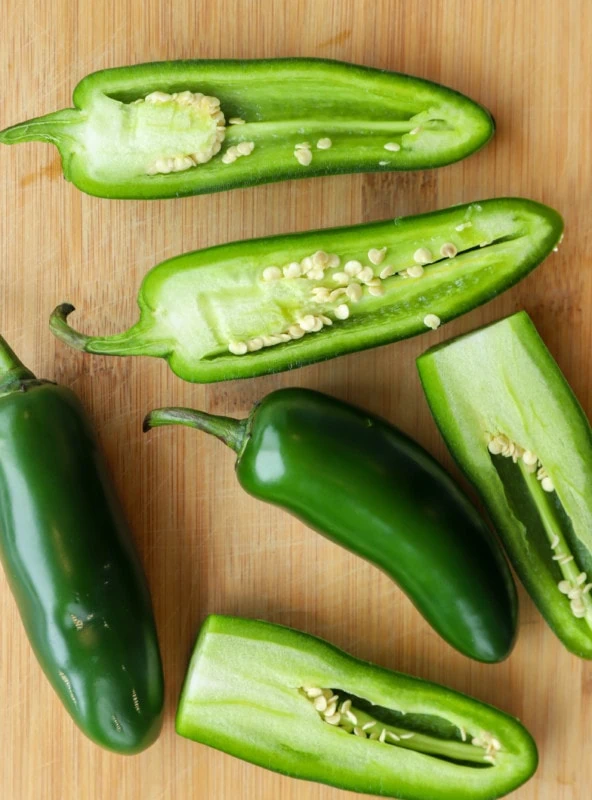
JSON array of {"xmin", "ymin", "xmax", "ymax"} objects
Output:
[
  {"xmin": 0, "ymin": 336, "xmax": 163, "ymax": 753},
  {"xmin": 144, "ymin": 387, "xmax": 517, "ymax": 663}
]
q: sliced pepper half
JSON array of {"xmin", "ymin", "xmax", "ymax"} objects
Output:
[
  {"xmin": 417, "ymin": 311, "xmax": 592, "ymax": 658},
  {"xmin": 177, "ymin": 615, "xmax": 538, "ymax": 800},
  {"xmin": 0, "ymin": 58, "xmax": 494, "ymax": 199},
  {"xmin": 50, "ymin": 198, "xmax": 563, "ymax": 383}
]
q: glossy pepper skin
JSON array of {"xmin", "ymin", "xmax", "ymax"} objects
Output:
[
  {"xmin": 0, "ymin": 58, "xmax": 494, "ymax": 200},
  {"xmin": 177, "ymin": 615, "xmax": 538, "ymax": 799},
  {"xmin": 418, "ymin": 311, "xmax": 592, "ymax": 658},
  {"xmin": 145, "ymin": 388, "xmax": 517, "ymax": 663},
  {"xmin": 0, "ymin": 337, "xmax": 164, "ymax": 753},
  {"xmin": 50, "ymin": 198, "xmax": 563, "ymax": 383}
]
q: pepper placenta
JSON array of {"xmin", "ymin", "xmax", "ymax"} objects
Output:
[
  {"xmin": 50, "ymin": 198, "xmax": 562, "ymax": 383},
  {"xmin": 0, "ymin": 336, "xmax": 164, "ymax": 752},
  {"xmin": 144, "ymin": 387, "xmax": 517, "ymax": 662},
  {"xmin": 177, "ymin": 615, "xmax": 537, "ymax": 799},
  {"xmin": 0, "ymin": 58, "xmax": 494, "ymax": 199},
  {"xmin": 418, "ymin": 311, "xmax": 592, "ymax": 658}
]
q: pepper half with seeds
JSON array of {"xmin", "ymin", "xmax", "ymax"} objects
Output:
[
  {"xmin": 0, "ymin": 58, "xmax": 494, "ymax": 199},
  {"xmin": 176, "ymin": 615, "xmax": 537, "ymax": 799},
  {"xmin": 418, "ymin": 311, "xmax": 592, "ymax": 658},
  {"xmin": 50, "ymin": 198, "xmax": 562, "ymax": 382},
  {"xmin": 144, "ymin": 387, "xmax": 517, "ymax": 662}
]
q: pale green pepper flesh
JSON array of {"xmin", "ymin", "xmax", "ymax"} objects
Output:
[
  {"xmin": 176, "ymin": 615, "xmax": 538, "ymax": 799},
  {"xmin": 50, "ymin": 199, "xmax": 563, "ymax": 383},
  {"xmin": 418, "ymin": 311, "xmax": 592, "ymax": 658}
]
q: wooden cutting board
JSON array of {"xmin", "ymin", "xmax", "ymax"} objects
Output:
[{"xmin": 0, "ymin": 1, "xmax": 590, "ymax": 798}]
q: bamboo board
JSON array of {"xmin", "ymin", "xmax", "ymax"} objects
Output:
[{"xmin": 0, "ymin": 1, "xmax": 590, "ymax": 798}]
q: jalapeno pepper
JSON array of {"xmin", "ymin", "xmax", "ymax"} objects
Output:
[
  {"xmin": 0, "ymin": 58, "xmax": 494, "ymax": 199},
  {"xmin": 417, "ymin": 311, "xmax": 592, "ymax": 658},
  {"xmin": 0, "ymin": 336, "xmax": 164, "ymax": 752},
  {"xmin": 144, "ymin": 387, "xmax": 517, "ymax": 662},
  {"xmin": 50, "ymin": 198, "xmax": 562, "ymax": 383},
  {"xmin": 176, "ymin": 615, "xmax": 537, "ymax": 799}
]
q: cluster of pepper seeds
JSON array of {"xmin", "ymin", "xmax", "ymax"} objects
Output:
[
  {"xmin": 226, "ymin": 241, "xmax": 462, "ymax": 355},
  {"xmin": 301, "ymin": 687, "xmax": 502, "ymax": 765},
  {"xmin": 488, "ymin": 433, "xmax": 592, "ymax": 622},
  {"xmin": 302, "ymin": 686, "xmax": 417, "ymax": 743},
  {"xmin": 487, "ymin": 434, "xmax": 555, "ymax": 492},
  {"xmin": 140, "ymin": 91, "xmax": 226, "ymax": 175}
]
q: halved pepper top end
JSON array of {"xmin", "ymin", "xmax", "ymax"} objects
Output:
[
  {"xmin": 1, "ymin": 58, "xmax": 494, "ymax": 199},
  {"xmin": 50, "ymin": 199, "xmax": 563, "ymax": 383},
  {"xmin": 418, "ymin": 311, "xmax": 592, "ymax": 658},
  {"xmin": 176, "ymin": 614, "xmax": 538, "ymax": 800}
]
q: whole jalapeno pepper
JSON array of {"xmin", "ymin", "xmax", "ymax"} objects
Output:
[
  {"xmin": 144, "ymin": 388, "xmax": 517, "ymax": 663},
  {"xmin": 0, "ymin": 336, "xmax": 164, "ymax": 753}
]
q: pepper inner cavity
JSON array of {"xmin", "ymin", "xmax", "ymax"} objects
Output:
[
  {"xmin": 122, "ymin": 90, "xmax": 227, "ymax": 175},
  {"xmin": 225, "ymin": 230, "xmax": 515, "ymax": 355},
  {"xmin": 488, "ymin": 433, "xmax": 592, "ymax": 626},
  {"xmin": 300, "ymin": 687, "xmax": 500, "ymax": 766}
]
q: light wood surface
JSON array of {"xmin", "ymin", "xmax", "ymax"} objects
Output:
[{"xmin": 0, "ymin": 1, "xmax": 590, "ymax": 798}]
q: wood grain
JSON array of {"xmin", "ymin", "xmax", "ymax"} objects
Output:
[{"xmin": 0, "ymin": 1, "xmax": 590, "ymax": 798}]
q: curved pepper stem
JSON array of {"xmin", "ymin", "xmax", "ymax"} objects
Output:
[
  {"xmin": 144, "ymin": 407, "xmax": 247, "ymax": 454},
  {"xmin": 0, "ymin": 335, "xmax": 37, "ymax": 393},
  {"xmin": 50, "ymin": 304, "xmax": 172, "ymax": 358},
  {"xmin": 0, "ymin": 109, "xmax": 81, "ymax": 145}
]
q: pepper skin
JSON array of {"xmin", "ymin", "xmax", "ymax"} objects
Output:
[
  {"xmin": 50, "ymin": 198, "xmax": 563, "ymax": 383},
  {"xmin": 0, "ymin": 58, "xmax": 494, "ymax": 199},
  {"xmin": 176, "ymin": 615, "xmax": 537, "ymax": 799},
  {"xmin": 0, "ymin": 336, "xmax": 163, "ymax": 752},
  {"xmin": 418, "ymin": 311, "xmax": 592, "ymax": 658},
  {"xmin": 144, "ymin": 388, "xmax": 517, "ymax": 663}
]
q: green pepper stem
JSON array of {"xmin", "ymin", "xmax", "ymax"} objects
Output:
[
  {"xmin": 517, "ymin": 460, "xmax": 592, "ymax": 629},
  {"xmin": 143, "ymin": 407, "xmax": 247, "ymax": 454},
  {"xmin": 0, "ymin": 335, "xmax": 36, "ymax": 393},
  {"xmin": 50, "ymin": 304, "xmax": 172, "ymax": 358},
  {"xmin": 0, "ymin": 109, "xmax": 81, "ymax": 145}
]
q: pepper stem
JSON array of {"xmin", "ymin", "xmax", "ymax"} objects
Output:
[
  {"xmin": 143, "ymin": 407, "xmax": 247, "ymax": 454},
  {"xmin": 50, "ymin": 304, "xmax": 172, "ymax": 358},
  {"xmin": 0, "ymin": 109, "xmax": 81, "ymax": 145},
  {"xmin": 0, "ymin": 335, "xmax": 36, "ymax": 392}
]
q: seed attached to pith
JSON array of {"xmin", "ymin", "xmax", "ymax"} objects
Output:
[
  {"xmin": 294, "ymin": 148, "xmax": 313, "ymax": 166},
  {"xmin": 379, "ymin": 265, "xmax": 396, "ymax": 279},
  {"xmin": 335, "ymin": 304, "xmax": 350, "ymax": 320},
  {"xmin": 283, "ymin": 262, "xmax": 302, "ymax": 279},
  {"xmin": 314, "ymin": 695, "xmax": 328, "ymax": 712},
  {"xmin": 346, "ymin": 284, "xmax": 363, "ymax": 303},
  {"xmin": 414, "ymin": 247, "xmax": 433, "ymax": 264},
  {"xmin": 325, "ymin": 713, "xmax": 341, "ymax": 725},
  {"xmin": 228, "ymin": 341, "xmax": 248, "ymax": 355},
  {"xmin": 455, "ymin": 222, "xmax": 472, "ymax": 231},
  {"xmin": 332, "ymin": 272, "xmax": 349, "ymax": 285},
  {"xmin": 344, "ymin": 260, "xmax": 363, "ymax": 276},
  {"xmin": 317, "ymin": 138, "xmax": 332, "ymax": 149},
  {"xmin": 384, "ymin": 142, "xmax": 401, "ymax": 152},
  {"xmin": 440, "ymin": 242, "xmax": 458, "ymax": 258},
  {"xmin": 228, "ymin": 117, "xmax": 245, "ymax": 125},
  {"xmin": 358, "ymin": 267, "xmax": 375, "ymax": 284},
  {"xmin": 423, "ymin": 314, "xmax": 441, "ymax": 330},
  {"xmin": 368, "ymin": 247, "xmax": 387, "ymax": 265},
  {"xmin": 407, "ymin": 265, "xmax": 425, "ymax": 278},
  {"xmin": 262, "ymin": 266, "xmax": 282, "ymax": 281}
]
